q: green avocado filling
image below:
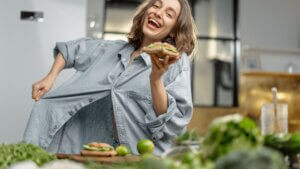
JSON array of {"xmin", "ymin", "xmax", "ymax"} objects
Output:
[
  {"xmin": 146, "ymin": 43, "xmax": 178, "ymax": 54},
  {"xmin": 147, "ymin": 43, "xmax": 161, "ymax": 48},
  {"xmin": 83, "ymin": 144, "xmax": 113, "ymax": 151},
  {"xmin": 165, "ymin": 47, "xmax": 178, "ymax": 53}
]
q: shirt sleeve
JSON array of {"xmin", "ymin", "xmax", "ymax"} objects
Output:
[
  {"xmin": 53, "ymin": 37, "xmax": 103, "ymax": 71},
  {"xmin": 144, "ymin": 57, "xmax": 193, "ymax": 141}
]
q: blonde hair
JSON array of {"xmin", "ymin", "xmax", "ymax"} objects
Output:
[{"xmin": 128, "ymin": 0, "xmax": 198, "ymax": 56}]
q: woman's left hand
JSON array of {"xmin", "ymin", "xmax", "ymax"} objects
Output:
[{"xmin": 150, "ymin": 54, "xmax": 179, "ymax": 81}]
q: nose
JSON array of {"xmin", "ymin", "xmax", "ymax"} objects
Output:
[{"xmin": 154, "ymin": 9, "xmax": 163, "ymax": 19}]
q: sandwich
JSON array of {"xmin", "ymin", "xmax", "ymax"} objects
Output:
[
  {"xmin": 80, "ymin": 142, "xmax": 117, "ymax": 157},
  {"xmin": 142, "ymin": 42, "xmax": 180, "ymax": 58}
]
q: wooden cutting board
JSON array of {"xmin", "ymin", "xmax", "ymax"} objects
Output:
[{"xmin": 56, "ymin": 154, "xmax": 140, "ymax": 164}]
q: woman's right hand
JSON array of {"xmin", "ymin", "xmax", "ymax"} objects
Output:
[
  {"xmin": 32, "ymin": 75, "xmax": 55, "ymax": 101},
  {"xmin": 31, "ymin": 52, "xmax": 65, "ymax": 101}
]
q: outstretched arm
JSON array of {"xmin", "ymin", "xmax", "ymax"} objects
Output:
[{"xmin": 32, "ymin": 52, "xmax": 65, "ymax": 101}]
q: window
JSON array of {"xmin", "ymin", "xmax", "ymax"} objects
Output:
[{"xmin": 190, "ymin": 0, "xmax": 239, "ymax": 107}]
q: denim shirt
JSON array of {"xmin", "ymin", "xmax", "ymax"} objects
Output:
[{"xmin": 23, "ymin": 37, "xmax": 193, "ymax": 155}]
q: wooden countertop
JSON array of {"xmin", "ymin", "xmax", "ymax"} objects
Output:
[
  {"xmin": 242, "ymin": 71, "xmax": 300, "ymax": 78},
  {"xmin": 56, "ymin": 154, "xmax": 140, "ymax": 164}
]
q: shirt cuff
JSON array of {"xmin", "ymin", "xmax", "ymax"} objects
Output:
[
  {"xmin": 53, "ymin": 42, "xmax": 73, "ymax": 68},
  {"xmin": 145, "ymin": 93, "xmax": 177, "ymax": 141}
]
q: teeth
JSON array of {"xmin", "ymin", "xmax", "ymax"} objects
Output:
[{"xmin": 149, "ymin": 18, "xmax": 160, "ymax": 28}]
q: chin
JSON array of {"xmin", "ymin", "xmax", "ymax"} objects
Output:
[{"xmin": 143, "ymin": 28, "xmax": 165, "ymax": 42}]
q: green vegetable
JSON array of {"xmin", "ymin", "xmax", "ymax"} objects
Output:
[
  {"xmin": 264, "ymin": 133, "xmax": 300, "ymax": 155},
  {"xmin": 0, "ymin": 142, "xmax": 56, "ymax": 168},
  {"xmin": 200, "ymin": 114, "xmax": 263, "ymax": 160},
  {"xmin": 175, "ymin": 129, "xmax": 200, "ymax": 145},
  {"xmin": 84, "ymin": 153, "xmax": 214, "ymax": 169},
  {"xmin": 137, "ymin": 155, "xmax": 213, "ymax": 169},
  {"xmin": 137, "ymin": 155, "xmax": 171, "ymax": 169},
  {"xmin": 214, "ymin": 147, "xmax": 287, "ymax": 169}
]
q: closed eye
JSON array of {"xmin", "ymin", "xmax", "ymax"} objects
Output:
[
  {"xmin": 153, "ymin": 4, "xmax": 159, "ymax": 9},
  {"xmin": 166, "ymin": 13, "xmax": 173, "ymax": 18}
]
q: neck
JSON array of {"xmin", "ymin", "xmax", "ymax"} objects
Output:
[
  {"xmin": 138, "ymin": 37, "xmax": 158, "ymax": 51},
  {"xmin": 132, "ymin": 38, "xmax": 154, "ymax": 58}
]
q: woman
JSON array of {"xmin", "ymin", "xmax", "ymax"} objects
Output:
[{"xmin": 24, "ymin": 0, "xmax": 197, "ymax": 155}]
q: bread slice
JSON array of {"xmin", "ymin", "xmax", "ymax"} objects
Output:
[
  {"xmin": 80, "ymin": 150, "xmax": 117, "ymax": 157},
  {"xmin": 142, "ymin": 42, "xmax": 163, "ymax": 55},
  {"xmin": 162, "ymin": 43, "xmax": 180, "ymax": 58},
  {"xmin": 142, "ymin": 42, "xmax": 179, "ymax": 59}
]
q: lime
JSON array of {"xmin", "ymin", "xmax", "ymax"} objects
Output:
[
  {"xmin": 137, "ymin": 139, "xmax": 155, "ymax": 154},
  {"xmin": 116, "ymin": 145, "xmax": 131, "ymax": 156},
  {"xmin": 180, "ymin": 152, "xmax": 197, "ymax": 164}
]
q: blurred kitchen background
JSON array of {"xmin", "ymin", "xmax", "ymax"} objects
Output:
[{"xmin": 1, "ymin": 0, "xmax": 300, "ymax": 143}]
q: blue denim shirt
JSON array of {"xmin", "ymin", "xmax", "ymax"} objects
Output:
[{"xmin": 23, "ymin": 37, "xmax": 193, "ymax": 155}]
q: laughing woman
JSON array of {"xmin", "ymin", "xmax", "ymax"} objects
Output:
[{"xmin": 23, "ymin": 0, "xmax": 197, "ymax": 155}]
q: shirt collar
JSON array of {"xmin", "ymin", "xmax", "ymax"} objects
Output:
[
  {"xmin": 140, "ymin": 52, "xmax": 152, "ymax": 67},
  {"xmin": 118, "ymin": 43, "xmax": 134, "ymax": 61},
  {"xmin": 117, "ymin": 43, "xmax": 152, "ymax": 67}
]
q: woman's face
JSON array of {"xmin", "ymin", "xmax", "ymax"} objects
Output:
[{"xmin": 142, "ymin": 0, "xmax": 181, "ymax": 42}]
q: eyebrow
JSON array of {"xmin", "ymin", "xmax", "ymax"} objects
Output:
[{"xmin": 156, "ymin": 0, "xmax": 177, "ymax": 15}]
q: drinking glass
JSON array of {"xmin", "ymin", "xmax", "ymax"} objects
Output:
[{"xmin": 260, "ymin": 103, "xmax": 288, "ymax": 135}]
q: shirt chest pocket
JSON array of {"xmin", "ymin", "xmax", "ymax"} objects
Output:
[
  {"xmin": 125, "ymin": 91, "xmax": 155, "ymax": 138},
  {"xmin": 74, "ymin": 54, "xmax": 92, "ymax": 71},
  {"xmin": 126, "ymin": 91, "xmax": 155, "ymax": 126},
  {"xmin": 74, "ymin": 43, "xmax": 105, "ymax": 72}
]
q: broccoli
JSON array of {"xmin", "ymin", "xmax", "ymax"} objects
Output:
[{"xmin": 214, "ymin": 147, "xmax": 287, "ymax": 169}]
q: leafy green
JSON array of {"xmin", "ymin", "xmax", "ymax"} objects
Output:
[
  {"xmin": 214, "ymin": 147, "xmax": 287, "ymax": 169},
  {"xmin": 0, "ymin": 142, "xmax": 56, "ymax": 168},
  {"xmin": 175, "ymin": 129, "xmax": 200, "ymax": 145},
  {"xmin": 200, "ymin": 114, "xmax": 263, "ymax": 160},
  {"xmin": 264, "ymin": 133, "xmax": 300, "ymax": 155},
  {"xmin": 84, "ymin": 154, "xmax": 213, "ymax": 169}
]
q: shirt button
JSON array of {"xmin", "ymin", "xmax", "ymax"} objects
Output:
[
  {"xmin": 68, "ymin": 111, "xmax": 74, "ymax": 116},
  {"xmin": 152, "ymin": 135, "xmax": 157, "ymax": 141}
]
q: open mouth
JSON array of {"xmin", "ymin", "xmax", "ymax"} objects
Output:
[{"xmin": 147, "ymin": 17, "xmax": 162, "ymax": 29}]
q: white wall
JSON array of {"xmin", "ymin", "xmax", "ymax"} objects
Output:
[
  {"xmin": 240, "ymin": 0, "xmax": 300, "ymax": 49},
  {"xmin": 240, "ymin": 0, "xmax": 300, "ymax": 73},
  {"xmin": 86, "ymin": 0, "xmax": 105, "ymax": 38},
  {"xmin": 0, "ymin": 0, "xmax": 86, "ymax": 143}
]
